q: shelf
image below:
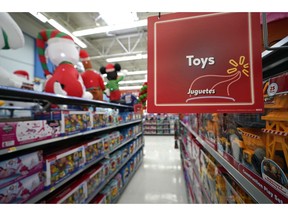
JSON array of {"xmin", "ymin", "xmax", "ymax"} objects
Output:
[
  {"xmin": 87, "ymin": 144, "xmax": 144, "ymax": 203},
  {"xmin": 27, "ymin": 154, "xmax": 106, "ymax": 203},
  {"xmin": 180, "ymin": 121, "xmax": 273, "ymax": 204},
  {"xmin": 262, "ymin": 36, "xmax": 288, "ymax": 79},
  {"xmin": 0, "ymin": 86, "xmax": 133, "ymax": 111},
  {"xmin": 26, "ymin": 139, "xmax": 144, "ymax": 203},
  {"xmin": 112, "ymin": 159, "xmax": 143, "ymax": 203},
  {"xmin": 0, "ymin": 119, "xmax": 142, "ymax": 156}
]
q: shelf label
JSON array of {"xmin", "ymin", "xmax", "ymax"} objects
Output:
[
  {"xmin": 239, "ymin": 164, "xmax": 288, "ymax": 203},
  {"xmin": 7, "ymin": 147, "xmax": 17, "ymax": 152},
  {"xmin": 147, "ymin": 13, "xmax": 264, "ymax": 113}
]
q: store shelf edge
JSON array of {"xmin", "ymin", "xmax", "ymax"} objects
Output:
[{"xmin": 180, "ymin": 121, "xmax": 273, "ymax": 204}]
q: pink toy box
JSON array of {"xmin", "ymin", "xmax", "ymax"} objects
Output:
[
  {"xmin": 44, "ymin": 144, "xmax": 86, "ymax": 189},
  {"xmin": 83, "ymin": 137, "xmax": 104, "ymax": 165},
  {"xmin": 47, "ymin": 178, "xmax": 87, "ymax": 204},
  {"xmin": 0, "ymin": 171, "xmax": 44, "ymax": 204},
  {"xmin": 0, "ymin": 150, "xmax": 43, "ymax": 189},
  {"xmin": 0, "ymin": 120, "xmax": 61, "ymax": 150}
]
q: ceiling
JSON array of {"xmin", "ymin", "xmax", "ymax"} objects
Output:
[{"xmin": 9, "ymin": 12, "xmax": 168, "ymax": 90}]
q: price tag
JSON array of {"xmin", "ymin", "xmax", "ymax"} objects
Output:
[
  {"xmin": 7, "ymin": 147, "xmax": 17, "ymax": 152},
  {"xmin": 50, "ymin": 187, "xmax": 56, "ymax": 192}
]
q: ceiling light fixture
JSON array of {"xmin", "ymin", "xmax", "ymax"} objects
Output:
[
  {"xmin": 29, "ymin": 13, "xmax": 87, "ymax": 49},
  {"xmin": 119, "ymin": 85, "xmax": 143, "ymax": 90},
  {"xmin": 30, "ymin": 12, "xmax": 48, "ymax": 23},
  {"xmin": 102, "ymin": 70, "xmax": 147, "ymax": 77},
  {"xmin": 73, "ymin": 19, "xmax": 147, "ymax": 37},
  {"xmin": 48, "ymin": 19, "xmax": 87, "ymax": 49},
  {"xmin": 100, "ymin": 12, "xmax": 138, "ymax": 26},
  {"xmin": 106, "ymin": 54, "xmax": 147, "ymax": 63}
]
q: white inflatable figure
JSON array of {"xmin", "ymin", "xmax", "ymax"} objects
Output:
[
  {"xmin": 36, "ymin": 29, "xmax": 93, "ymax": 99},
  {"xmin": 0, "ymin": 13, "xmax": 34, "ymax": 89}
]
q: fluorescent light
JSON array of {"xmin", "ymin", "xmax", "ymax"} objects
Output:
[
  {"xmin": 102, "ymin": 70, "xmax": 147, "ymax": 77},
  {"xmin": 106, "ymin": 54, "xmax": 147, "ymax": 63},
  {"xmin": 104, "ymin": 79, "xmax": 146, "ymax": 85},
  {"xmin": 73, "ymin": 19, "xmax": 147, "ymax": 37},
  {"xmin": 48, "ymin": 19, "xmax": 87, "ymax": 49},
  {"xmin": 101, "ymin": 12, "xmax": 138, "ymax": 26},
  {"xmin": 120, "ymin": 79, "xmax": 147, "ymax": 84},
  {"xmin": 119, "ymin": 85, "xmax": 142, "ymax": 90},
  {"xmin": 30, "ymin": 12, "xmax": 48, "ymax": 23}
]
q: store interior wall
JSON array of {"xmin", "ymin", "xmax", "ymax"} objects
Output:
[{"xmin": 0, "ymin": 33, "xmax": 35, "ymax": 81}]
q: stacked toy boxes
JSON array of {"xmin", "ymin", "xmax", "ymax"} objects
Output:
[
  {"xmin": 0, "ymin": 151, "xmax": 44, "ymax": 203},
  {"xmin": 0, "ymin": 119, "xmax": 61, "ymax": 150},
  {"xmin": 44, "ymin": 145, "xmax": 86, "ymax": 189}
]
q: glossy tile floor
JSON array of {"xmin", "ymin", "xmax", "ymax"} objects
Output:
[{"xmin": 118, "ymin": 136, "xmax": 188, "ymax": 204}]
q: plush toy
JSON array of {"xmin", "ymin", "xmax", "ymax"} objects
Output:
[
  {"xmin": 138, "ymin": 82, "xmax": 147, "ymax": 109},
  {"xmin": 36, "ymin": 29, "xmax": 92, "ymax": 99},
  {"xmin": 100, "ymin": 63, "xmax": 125, "ymax": 103},
  {"xmin": 0, "ymin": 12, "xmax": 34, "ymax": 90},
  {"xmin": 79, "ymin": 49, "xmax": 105, "ymax": 101}
]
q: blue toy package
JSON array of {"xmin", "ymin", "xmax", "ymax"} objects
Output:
[
  {"xmin": 100, "ymin": 159, "xmax": 110, "ymax": 179},
  {"xmin": 100, "ymin": 185, "xmax": 111, "ymax": 204},
  {"xmin": 109, "ymin": 179, "xmax": 119, "ymax": 200},
  {"xmin": 92, "ymin": 108, "xmax": 108, "ymax": 129},
  {"xmin": 120, "ymin": 94, "xmax": 138, "ymax": 106},
  {"xmin": 120, "ymin": 165, "xmax": 130, "ymax": 184}
]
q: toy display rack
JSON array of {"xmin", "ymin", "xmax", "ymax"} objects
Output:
[{"xmin": 180, "ymin": 120, "xmax": 273, "ymax": 203}]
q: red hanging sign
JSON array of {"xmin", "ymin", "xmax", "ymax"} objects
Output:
[{"xmin": 147, "ymin": 12, "xmax": 264, "ymax": 113}]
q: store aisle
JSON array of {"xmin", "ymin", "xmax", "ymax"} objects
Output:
[{"xmin": 118, "ymin": 136, "xmax": 188, "ymax": 204}]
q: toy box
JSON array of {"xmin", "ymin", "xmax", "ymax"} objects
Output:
[
  {"xmin": 100, "ymin": 185, "xmax": 111, "ymax": 204},
  {"xmin": 119, "ymin": 127, "xmax": 134, "ymax": 142},
  {"xmin": 109, "ymin": 131, "xmax": 121, "ymax": 150},
  {"xmin": 0, "ymin": 171, "xmax": 44, "ymax": 204},
  {"xmin": 115, "ymin": 150, "xmax": 122, "ymax": 168},
  {"xmin": 120, "ymin": 164, "xmax": 130, "ymax": 184},
  {"xmin": 0, "ymin": 120, "xmax": 61, "ymax": 150},
  {"xmin": 44, "ymin": 145, "xmax": 86, "ymax": 189},
  {"xmin": 199, "ymin": 150, "xmax": 218, "ymax": 203},
  {"xmin": 47, "ymin": 179, "xmax": 87, "ymax": 204},
  {"xmin": 129, "ymin": 158, "xmax": 135, "ymax": 173},
  {"xmin": 84, "ymin": 164, "xmax": 104, "ymax": 199},
  {"xmin": 83, "ymin": 137, "xmax": 104, "ymax": 165},
  {"xmin": 60, "ymin": 110, "xmax": 92, "ymax": 135},
  {"xmin": 121, "ymin": 146, "xmax": 129, "ymax": 163},
  {"xmin": 91, "ymin": 109, "xmax": 107, "ymax": 129},
  {"xmin": 114, "ymin": 173, "xmax": 123, "ymax": 191},
  {"xmin": 105, "ymin": 109, "xmax": 119, "ymax": 126},
  {"xmin": 101, "ymin": 159, "xmax": 111, "ymax": 179},
  {"xmin": 109, "ymin": 153, "xmax": 118, "ymax": 173},
  {"xmin": 109, "ymin": 179, "xmax": 119, "ymax": 200},
  {"xmin": 90, "ymin": 193, "xmax": 106, "ymax": 204},
  {"xmin": 102, "ymin": 134, "xmax": 111, "ymax": 153},
  {"xmin": 0, "ymin": 150, "xmax": 43, "ymax": 189}
]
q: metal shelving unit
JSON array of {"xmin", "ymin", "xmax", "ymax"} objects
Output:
[
  {"xmin": 0, "ymin": 86, "xmax": 144, "ymax": 204},
  {"xmin": 0, "ymin": 120, "xmax": 142, "ymax": 156},
  {"xmin": 0, "ymin": 86, "xmax": 133, "ymax": 111},
  {"xmin": 86, "ymin": 144, "xmax": 144, "ymax": 203},
  {"xmin": 180, "ymin": 121, "xmax": 273, "ymax": 204}
]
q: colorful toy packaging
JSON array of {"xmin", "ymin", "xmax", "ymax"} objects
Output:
[
  {"xmin": 60, "ymin": 110, "xmax": 92, "ymax": 135},
  {"xmin": 91, "ymin": 108, "xmax": 107, "ymax": 129},
  {"xmin": 100, "ymin": 185, "xmax": 111, "ymax": 204},
  {"xmin": 101, "ymin": 159, "xmax": 111, "ymax": 179},
  {"xmin": 0, "ymin": 151, "xmax": 43, "ymax": 189},
  {"xmin": 108, "ymin": 179, "xmax": 119, "ymax": 201},
  {"xmin": 47, "ymin": 179, "xmax": 87, "ymax": 204},
  {"xmin": 84, "ymin": 164, "xmax": 104, "ymax": 199},
  {"xmin": 109, "ymin": 131, "xmax": 121, "ymax": 150},
  {"xmin": 120, "ymin": 164, "xmax": 130, "ymax": 184},
  {"xmin": 0, "ymin": 171, "xmax": 44, "ymax": 204},
  {"xmin": 0, "ymin": 120, "xmax": 61, "ymax": 149},
  {"xmin": 44, "ymin": 145, "xmax": 86, "ymax": 189},
  {"xmin": 83, "ymin": 137, "xmax": 104, "ymax": 165}
]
